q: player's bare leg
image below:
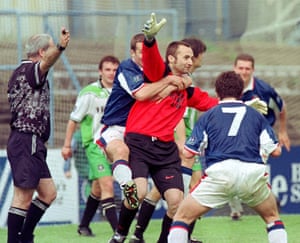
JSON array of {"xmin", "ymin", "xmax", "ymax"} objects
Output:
[
  {"xmin": 252, "ymin": 193, "xmax": 287, "ymax": 243},
  {"xmin": 105, "ymin": 139, "xmax": 139, "ymax": 209},
  {"xmin": 168, "ymin": 194, "xmax": 210, "ymax": 243}
]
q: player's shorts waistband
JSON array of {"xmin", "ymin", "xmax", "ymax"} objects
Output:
[{"xmin": 126, "ymin": 132, "xmax": 170, "ymax": 143}]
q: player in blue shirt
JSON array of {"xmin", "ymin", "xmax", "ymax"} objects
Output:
[
  {"xmin": 168, "ymin": 71, "xmax": 287, "ymax": 243},
  {"xmin": 229, "ymin": 53, "xmax": 291, "ymax": 219},
  {"xmin": 235, "ymin": 53, "xmax": 290, "ymax": 150},
  {"xmin": 97, "ymin": 33, "xmax": 188, "ymax": 212}
]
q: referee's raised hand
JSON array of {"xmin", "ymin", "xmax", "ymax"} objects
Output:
[{"xmin": 58, "ymin": 27, "xmax": 70, "ymax": 50}]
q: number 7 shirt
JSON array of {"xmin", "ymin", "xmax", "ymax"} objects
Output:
[{"xmin": 184, "ymin": 100, "xmax": 279, "ymax": 168}]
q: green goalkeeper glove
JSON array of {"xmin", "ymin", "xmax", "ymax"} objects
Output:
[
  {"xmin": 142, "ymin": 12, "xmax": 167, "ymax": 41},
  {"xmin": 245, "ymin": 98, "xmax": 268, "ymax": 115}
]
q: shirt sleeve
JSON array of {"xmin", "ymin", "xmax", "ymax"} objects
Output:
[
  {"xmin": 187, "ymin": 87, "xmax": 219, "ymax": 111},
  {"xmin": 268, "ymin": 85, "xmax": 284, "ymax": 112},
  {"xmin": 27, "ymin": 62, "xmax": 48, "ymax": 88},
  {"xmin": 259, "ymin": 122, "xmax": 279, "ymax": 163},
  {"xmin": 184, "ymin": 116, "xmax": 208, "ymax": 155},
  {"xmin": 70, "ymin": 94, "xmax": 90, "ymax": 122},
  {"xmin": 142, "ymin": 39, "xmax": 166, "ymax": 82}
]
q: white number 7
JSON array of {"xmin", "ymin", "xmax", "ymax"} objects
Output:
[{"xmin": 221, "ymin": 106, "xmax": 246, "ymax": 136}]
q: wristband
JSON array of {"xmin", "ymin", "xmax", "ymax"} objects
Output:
[{"xmin": 56, "ymin": 43, "xmax": 66, "ymax": 51}]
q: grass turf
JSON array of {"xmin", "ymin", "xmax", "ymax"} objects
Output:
[{"xmin": 0, "ymin": 215, "xmax": 299, "ymax": 243}]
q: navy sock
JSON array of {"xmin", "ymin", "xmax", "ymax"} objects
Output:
[
  {"xmin": 80, "ymin": 194, "xmax": 100, "ymax": 227},
  {"xmin": 157, "ymin": 213, "xmax": 172, "ymax": 243},
  {"xmin": 7, "ymin": 207, "xmax": 27, "ymax": 243},
  {"xmin": 134, "ymin": 198, "xmax": 156, "ymax": 239},
  {"xmin": 20, "ymin": 198, "xmax": 49, "ymax": 241},
  {"xmin": 116, "ymin": 201, "xmax": 138, "ymax": 236},
  {"xmin": 101, "ymin": 197, "xmax": 118, "ymax": 231}
]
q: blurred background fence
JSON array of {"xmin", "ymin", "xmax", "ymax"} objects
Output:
[{"xmin": 0, "ymin": 0, "xmax": 300, "ymax": 148}]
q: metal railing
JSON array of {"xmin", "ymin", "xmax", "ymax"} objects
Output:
[{"xmin": 0, "ymin": 9, "xmax": 178, "ymax": 146}]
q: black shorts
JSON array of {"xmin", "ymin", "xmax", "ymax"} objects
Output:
[
  {"xmin": 7, "ymin": 130, "xmax": 51, "ymax": 189},
  {"xmin": 125, "ymin": 133, "xmax": 183, "ymax": 196}
]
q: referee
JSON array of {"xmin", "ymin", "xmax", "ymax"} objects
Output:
[{"xmin": 6, "ymin": 27, "xmax": 70, "ymax": 243}]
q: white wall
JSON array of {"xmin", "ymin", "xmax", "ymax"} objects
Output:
[{"xmin": 0, "ymin": 149, "xmax": 79, "ymax": 228}]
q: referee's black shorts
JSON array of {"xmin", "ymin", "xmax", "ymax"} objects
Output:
[
  {"xmin": 7, "ymin": 130, "xmax": 52, "ymax": 189},
  {"xmin": 125, "ymin": 132, "xmax": 184, "ymax": 196}
]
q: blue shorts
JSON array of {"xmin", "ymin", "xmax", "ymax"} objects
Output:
[
  {"xmin": 125, "ymin": 133, "xmax": 184, "ymax": 197},
  {"xmin": 7, "ymin": 130, "xmax": 51, "ymax": 189}
]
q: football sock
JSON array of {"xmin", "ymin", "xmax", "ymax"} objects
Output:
[
  {"xmin": 20, "ymin": 198, "xmax": 49, "ymax": 241},
  {"xmin": 80, "ymin": 194, "xmax": 100, "ymax": 227},
  {"xmin": 181, "ymin": 166, "xmax": 192, "ymax": 195},
  {"xmin": 7, "ymin": 207, "xmax": 27, "ymax": 243},
  {"xmin": 101, "ymin": 197, "xmax": 118, "ymax": 231},
  {"xmin": 267, "ymin": 220, "xmax": 287, "ymax": 243},
  {"xmin": 116, "ymin": 201, "xmax": 138, "ymax": 236},
  {"xmin": 229, "ymin": 196, "xmax": 243, "ymax": 215},
  {"xmin": 157, "ymin": 213, "xmax": 173, "ymax": 243},
  {"xmin": 133, "ymin": 197, "xmax": 157, "ymax": 239},
  {"xmin": 168, "ymin": 221, "xmax": 189, "ymax": 243},
  {"xmin": 112, "ymin": 160, "xmax": 132, "ymax": 186}
]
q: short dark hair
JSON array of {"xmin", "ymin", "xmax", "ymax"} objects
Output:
[
  {"xmin": 215, "ymin": 71, "xmax": 244, "ymax": 100},
  {"xmin": 130, "ymin": 33, "xmax": 144, "ymax": 51},
  {"xmin": 181, "ymin": 37, "xmax": 207, "ymax": 57},
  {"xmin": 98, "ymin": 55, "xmax": 120, "ymax": 70},
  {"xmin": 165, "ymin": 41, "xmax": 191, "ymax": 64},
  {"xmin": 234, "ymin": 53, "xmax": 255, "ymax": 68}
]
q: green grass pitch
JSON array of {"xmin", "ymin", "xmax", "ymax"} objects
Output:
[{"xmin": 0, "ymin": 215, "xmax": 299, "ymax": 242}]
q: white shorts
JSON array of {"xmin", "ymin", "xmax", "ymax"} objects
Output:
[
  {"xmin": 191, "ymin": 159, "xmax": 270, "ymax": 208},
  {"xmin": 97, "ymin": 125, "xmax": 125, "ymax": 148}
]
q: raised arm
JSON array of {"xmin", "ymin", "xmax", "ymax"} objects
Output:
[
  {"xmin": 142, "ymin": 13, "xmax": 167, "ymax": 82},
  {"xmin": 40, "ymin": 27, "xmax": 70, "ymax": 76}
]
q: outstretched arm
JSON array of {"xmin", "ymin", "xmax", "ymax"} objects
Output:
[{"xmin": 134, "ymin": 75, "xmax": 189, "ymax": 101}]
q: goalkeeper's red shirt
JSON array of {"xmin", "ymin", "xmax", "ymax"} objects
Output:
[{"xmin": 125, "ymin": 39, "xmax": 218, "ymax": 142}]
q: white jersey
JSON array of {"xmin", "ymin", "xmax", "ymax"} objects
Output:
[{"xmin": 70, "ymin": 80, "xmax": 111, "ymax": 146}]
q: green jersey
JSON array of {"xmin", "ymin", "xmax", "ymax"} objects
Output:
[{"xmin": 70, "ymin": 80, "xmax": 111, "ymax": 147}]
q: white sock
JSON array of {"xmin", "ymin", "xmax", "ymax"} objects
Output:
[
  {"xmin": 268, "ymin": 229, "xmax": 287, "ymax": 243},
  {"xmin": 112, "ymin": 162, "xmax": 132, "ymax": 187},
  {"xmin": 229, "ymin": 196, "xmax": 243, "ymax": 214},
  {"xmin": 267, "ymin": 221, "xmax": 287, "ymax": 243},
  {"xmin": 181, "ymin": 166, "xmax": 192, "ymax": 196},
  {"xmin": 168, "ymin": 221, "xmax": 189, "ymax": 243}
]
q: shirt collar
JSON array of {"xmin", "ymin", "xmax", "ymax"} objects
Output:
[
  {"xmin": 243, "ymin": 76, "xmax": 254, "ymax": 92},
  {"xmin": 219, "ymin": 100, "xmax": 244, "ymax": 104}
]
